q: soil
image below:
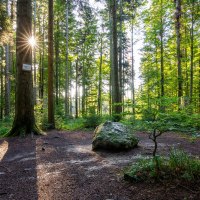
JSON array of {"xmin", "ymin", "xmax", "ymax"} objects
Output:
[{"xmin": 0, "ymin": 130, "xmax": 199, "ymax": 200}]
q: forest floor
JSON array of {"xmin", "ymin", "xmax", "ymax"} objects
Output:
[{"xmin": 0, "ymin": 130, "xmax": 199, "ymax": 200}]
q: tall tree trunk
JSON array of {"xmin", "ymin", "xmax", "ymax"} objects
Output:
[
  {"xmin": 75, "ymin": 59, "xmax": 79, "ymax": 118},
  {"xmin": 184, "ymin": 26, "xmax": 189, "ymax": 103},
  {"xmin": 189, "ymin": 0, "xmax": 194, "ymax": 105},
  {"xmin": 82, "ymin": 46, "xmax": 86, "ymax": 116},
  {"xmin": 33, "ymin": 0, "xmax": 36, "ymax": 105},
  {"xmin": 39, "ymin": 15, "xmax": 45, "ymax": 100},
  {"xmin": 118, "ymin": 0, "xmax": 123, "ymax": 106},
  {"xmin": 109, "ymin": 9, "xmax": 112, "ymax": 117},
  {"xmin": 5, "ymin": 44, "xmax": 10, "ymax": 117},
  {"xmin": 65, "ymin": 0, "xmax": 69, "ymax": 117},
  {"xmin": 175, "ymin": 0, "xmax": 183, "ymax": 110},
  {"xmin": 97, "ymin": 34, "xmax": 103, "ymax": 116},
  {"xmin": 55, "ymin": 19, "xmax": 60, "ymax": 106},
  {"xmin": 0, "ymin": 47, "xmax": 4, "ymax": 120},
  {"xmin": 160, "ymin": 0, "xmax": 165, "ymax": 112},
  {"xmin": 48, "ymin": 0, "xmax": 55, "ymax": 128},
  {"xmin": 131, "ymin": 18, "xmax": 135, "ymax": 116},
  {"xmin": 7, "ymin": 0, "xmax": 40, "ymax": 136},
  {"xmin": 110, "ymin": 0, "xmax": 121, "ymax": 121},
  {"xmin": 5, "ymin": 0, "xmax": 10, "ymax": 117},
  {"xmin": 198, "ymin": 48, "xmax": 200, "ymax": 113}
]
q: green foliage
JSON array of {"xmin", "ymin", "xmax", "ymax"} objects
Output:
[
  {"xmin": 0, "ymin": 3, "xmax": 11, "ymax": 44},
  {"xmin": 124, "ymin": 150, "xmax": 200, "ymax": 182},
  {"xmin": 56, "ymin": 118, "xmax": 85, "ymax": 131},
  {"xmin": 128, "ymin": 109, "xmax": 200, "ymax": 135},
  {"xmin": 169, "ymin": 149, "xmax": 200, "ymax": 180},
  {"xmin": 83, "ymin": 107, "xmax": 102, "ymax": 129},
  {"xmin": 0, "ymin": 118, "xmax": 12, "ymax": 137}
]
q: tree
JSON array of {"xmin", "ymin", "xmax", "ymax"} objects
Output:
[
  {"xmin": 110, "ymin": 0, "xmax": 122, "ymax": 121},
  {"xmin": 48, "ymin": 0, "xmax": 55, "ymax": 128},
  {"xmin": 65, "ymin": 0, "xmax": 70, "ymax": 117},
  {"xmin": 6, "ymin": 0, "xmax": 40, "ymax": 136},
  {"xmin": 175, "ymin": 0, "xmax": 183, "ymax": 110}
]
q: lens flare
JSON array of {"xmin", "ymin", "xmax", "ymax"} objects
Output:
[{"xmin": 28, "ymin": 36, "xmax": 36, "ymax": 47}]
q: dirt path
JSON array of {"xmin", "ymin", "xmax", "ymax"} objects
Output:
[{"xmin": 0, "ymin": 131, "xmax": 199, "ymax": 200}]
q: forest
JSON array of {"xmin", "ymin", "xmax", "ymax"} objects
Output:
[{"xmin": 0, "ymin": 0, "xmax": 200, "ymax": 199}]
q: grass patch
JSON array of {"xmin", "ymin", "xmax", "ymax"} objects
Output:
[
  {"xmin": 56, "ymin": 118, "xmax": 85, "ymax": 131},
  {"xmin": 124, "ymin": 149, "xmax": 200, "ymax": 182},
  {"xmin": 0, "ymin": 118, "xmax": 13, "ymax": 137}
]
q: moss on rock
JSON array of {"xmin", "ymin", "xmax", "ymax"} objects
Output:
[{"xmin": 92, "ymin": 121, "xmax": 139, "ymax": 151}]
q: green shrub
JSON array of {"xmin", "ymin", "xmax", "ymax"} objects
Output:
[
  {"xmin": 169, "ymin": 149, "xmax": 200, "ymax": 180},
  {"xmin": 124, "ymin": 149, "xmax": 200, "ymax": 182},
  {"xmin": 83, "ymin": 107, "xmax": 102, "ymax": 128},
  {"xmin": 0, "ymin": 118, "xmax": 12, "ymax": 137},
  {"xmin": 56, "ymin": 118, "xmax": 85, "ymax": 131}
]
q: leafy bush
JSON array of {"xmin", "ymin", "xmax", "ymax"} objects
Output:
[
  {"xmin": 56, "ymin": 118, "xmax": 85, "ymax": 131},
  {"xmin": 124, "ymin": 149, "xmax": 200, "ymax": 182},
  {"xmin": 83, "ymin": 107, "xmax": 102, "ymax": 128},
  {"xmin": 131, "ymin": 110, "xmax": 200, "ymax": 135}
]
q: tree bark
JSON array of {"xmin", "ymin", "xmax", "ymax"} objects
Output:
[
  {"xmin": 65, "ymin": 0, "xmax": 70, "ymax": 117},
  {"xmin": 131, "ymin": 17, "xmax": 135, "ymax": 115},
  {"xmin": 189, "ymin": 0, "xmax": 194, "ymax": 105},
  {"xmin": 48, "ymin": 0, "xmax": 55, "ymax": 128},
  {"xmin": 75, "ymin": 59, "xmax": 79, "ymax": 118},
  {"xmin": 7, "ymin": 0, "xmax": 40, "ymax": 136},
  {"xmin": 5, "ymin": 0, "xmax": 10, "ymax": 117},
  {"xmin": 160, "ymin": 0, "xmax": 165, "ymax": 112},
  {"xmin": 97, "ymin": 34, "xmax": 103, "ymax": 116},
  {"xmin": 175, "ymin": 0, "xmax": 183, "ymax": 110},
  {"xmin": 118, "ymin": 0, "xmax": 123, "ymax": 106},
  {"xmin": 55, "ymin": 19, "xmax": 60, "ymax": 106},
  {"xmin": 33, "ymin": 0, "xmax": 36, "ymax": 105},
  {"xmin": 0, "ymin": 46, "xmax": 4, "ymax": 120},
  {"xmin": 110, "ymin": 0, "xmax": 122, "ymax": 121}
]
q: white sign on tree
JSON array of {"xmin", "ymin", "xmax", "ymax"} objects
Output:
[{"xmin": 22, "ymin": 64, "xmax": 32, "ymax": 71}]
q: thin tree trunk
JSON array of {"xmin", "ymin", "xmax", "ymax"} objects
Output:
[
  {"xmin": 55, "ymin": 19, "xmax": 60, "ymax": 106},
  {"xmin": 175, "ymin": 0, "xmax": 183, "ymax": 110},
  {"xmin": 198, "ymin": 49, "xmax": 200, "ymax": 113},
  {"xmin": 65, "ymin": 0, "xmax": 69, "ymax": 117},
  {"xmin": 98, "ymin": 34, "xmax": 103, "ymax": 116},
  {"xmin": 184, "ymin": 26, "xmax": 189, "ymax": 98},
  {"xmin": 0, "ymin": 47, "xmax": 4, "ymax": 119},
  {"xmin": 189, "ymin": 0, "xmax": 194, "ymax": 105},
  {"xmin": 5, "ymin": 44, "xmax": 10, "ymax": 117},
  {"xmin": 48, "ymin": 0, "xmax": 55, "ymax": 128},
  {"xmin": 82, "ymin": 45, "xmax": 86, "ymax": 116},
  {"xmin": 118, "ymin": 0, "xmax": 123, "ymax": 105},
  {"xmin": 131, "ymin": 18, "xmax": 135, "ymax": 115},
  {"xmin": 33, "ymin": 0, "xmax": 36, "ymax": 105},
  {"xmin": 160, "ymin": 0, "xmax": 165, "ymax": 112},
  {"xmin": 5, "ymin": 0, "xmax": 10, "ymax": 117},
  {"xmin": 75, "ymin": 59, "xmax": 79, "ymax": 118},
  {"xmin": 109, "ymin": 9, "xmax": 112, "ymax": 117}
]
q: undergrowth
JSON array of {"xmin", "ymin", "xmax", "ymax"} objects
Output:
[
  {"xmin": 124, "ymin": 149, "xmax": 200, "ymax": 182},
  {"xmin": 0, "ymin": 117, "xmax": 12, "ymax": 137}
]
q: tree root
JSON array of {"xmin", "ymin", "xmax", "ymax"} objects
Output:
[{"xmin": 4, "ymin": 124, "xmax": 46, "ymax": 137}]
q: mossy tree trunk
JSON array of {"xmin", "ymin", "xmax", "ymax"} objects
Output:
[{"xmin": 6, "ymin": 0, "xmax": 40, "ymax": 137}]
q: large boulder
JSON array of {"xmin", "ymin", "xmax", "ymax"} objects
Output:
[{"xmin": 92, "ymin": 121, "xmax": 139, "ymax": 151}]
